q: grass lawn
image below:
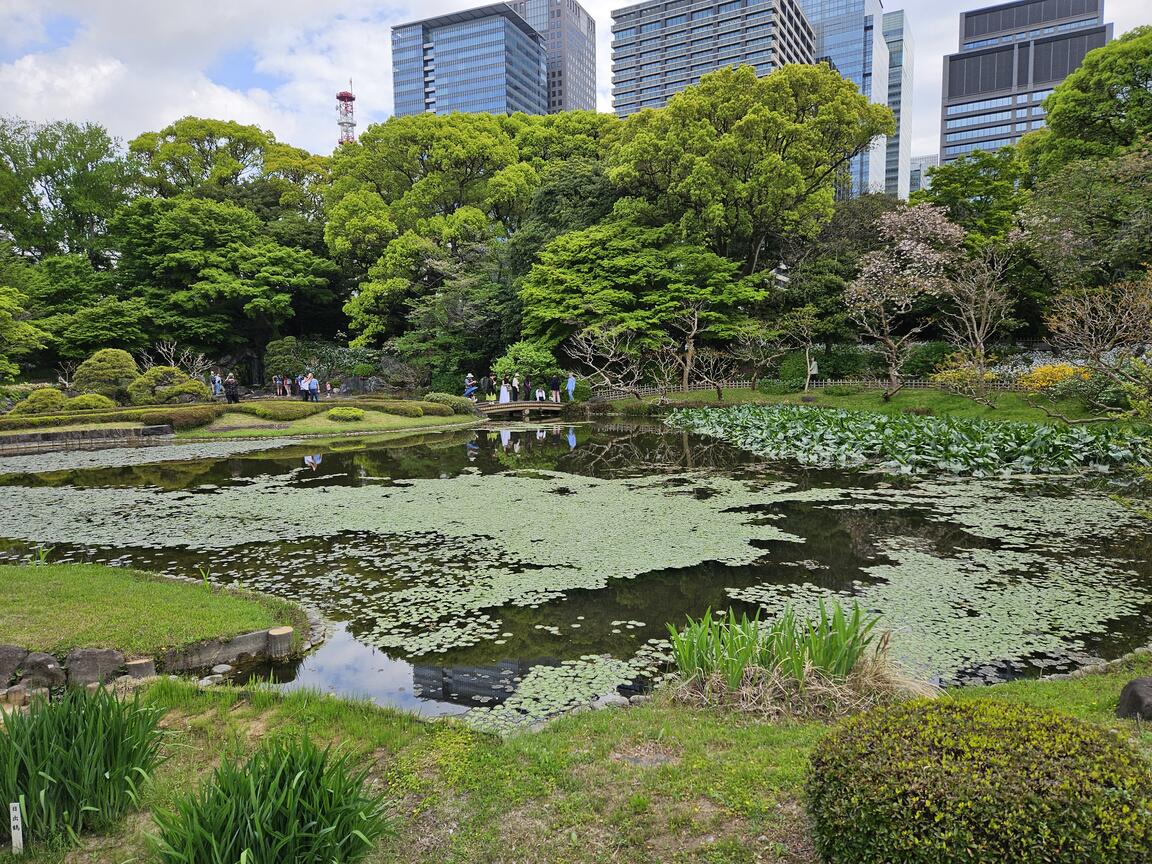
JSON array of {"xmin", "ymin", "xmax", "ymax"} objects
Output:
[
  {"xmin": 10, "ymin": 654, "xmax": 1147, "ymax": 864},
  {"xmin": 179, "ymin": 409, "xmax": 478, "ymax": 439},
  {"xmin": 617, "ymin": 387, "xmax": 1106, "ymax": 425},
  {"xmin": 0, "ymin": 564, "xmax": 307, "ymax": 657}
]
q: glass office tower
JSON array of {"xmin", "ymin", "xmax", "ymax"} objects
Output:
[
  {"xmin": 392, "ymin": 5, "xmax": 548, "ymax": 116},
  {"xmin": 909, "ymin": 153, "xmax": 939, "ymax": 193},
  {"xmin": 797, "ymin": 0, "xmax": 891, "ymax": 196},
  {"xmin": 509, "ymin": 0, "xmax": 597, "ymax": 111},
  {"xmin": 610, "ymin": 0, "xmax": 816, "ymax": 117},
  {"xmin": 939, "ymin": 0, "xmax": 1112, "ymax": 162},
  {"xmin": 883, "ymin": 10, "xmax": 912, "ymax": 198}
]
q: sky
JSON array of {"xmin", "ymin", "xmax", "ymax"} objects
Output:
[{"xmin": 0, "ymin": 0, "xmax": 1146, "ymax": 160}]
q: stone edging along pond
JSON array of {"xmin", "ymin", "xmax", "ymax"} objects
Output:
[{"xmin": 0, "ymin": 424, "xmax": 173, "ymax": 454}]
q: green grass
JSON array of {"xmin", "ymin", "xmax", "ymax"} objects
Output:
[
  {"xmin": 179, "ymin": 409, "xmax": 477, "ymax": 439},
  {"xmin": 618, "ymin": 387, "xmax": 1105, "ymax": 425},
  {"xmin": 6, "ymin": 654, "xmax": 1146, "ymax": 864},
  {"xmin": 0, "ymin": 564, "xmax": 307, "ymax": 656}
]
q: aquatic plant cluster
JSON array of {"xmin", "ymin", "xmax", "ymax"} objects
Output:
[{"xmin": 666, "ymin": 404, "xmax": 1152, "ymax": 475}]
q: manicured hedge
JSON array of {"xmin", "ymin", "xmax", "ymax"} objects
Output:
[
  {"xmin": 423, "ymin": 392, "xmax": 478, "ymax": 415},
  {"xmin": 806, "ymin": 700, "xmax": 1152, "ymax": 864},
  {"xmin": 64, "ymin": 393, "xmax": 118, "ymax": 411},
  {"xmin": 0, "ymin": 404, "xmax": 228, "ymax": 432},
  {"xmin": 327, "ymin": 407, "xmax": 366, "ymax": 422},
  {"xmin": 7, "ymin": 388, "xmax": 67, "ymax": 415}
]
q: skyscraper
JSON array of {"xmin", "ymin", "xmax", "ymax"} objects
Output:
[
  {"xmin": 509, "ymin": 0, "xmax": 597, "ymax": 111},
  {"xmin": 939, "ymin": 0, "xmax": 1112, "ymax": 162},
  {"xmin": 610, "ymin": 0, "xmax": 816, "ymax": 118},
  {"xmin": 883, "ymin": 10, "xmax": 912, "ymax": 198},
  {"xmin": 909, "ymin": 153, "xmax": 939, "ymax": 194},
  {"xmin": 392, "ymin": 5, "xmax": 548, "ymax": 116},
  {"xmin": 797, "ymin": 0, "xmax": 892, "ymax": 195}
]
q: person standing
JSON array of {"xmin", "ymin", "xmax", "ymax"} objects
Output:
[
  {"xmin": 272, "ymin": 373, "xmax": 282, "ymax": 397},
  {"xmin": 309, "ymin": 375, "xmax": 320, "ymax": 402},
  {"xmin": 299, "ymin": 373, "xmax": 310, "ymax": 401},
  {"xmin": 499, "ymin": 378, "xmax": 511, "ymax": 404},
  {"xmin": 549, "ymin": 373, "xmax": 561, "ymax": 403},
  {"xmin": 488, "ymin": 374, "xmax": 498, "ymax": 401},
  {"xmin": 511, "ymin": 374, "xmax": 520, "ymax": 402},
  {"xmin": 223, "ymin": 374, "xmax": 240, "ymax": 404},
  {"xmin": 325, "ymin": 380, "xmax": 333, "ymax": 399},
  {"xmin": 211, "ymin": 370, "xmax": 223, "ymax": 398},
  {"xmin": 479, "ymin": 374, "xmax": 491, "ymax": 402},
  {"xmin": 523, "ymin": 374, "xmax": 532, "ymax": 400},
  {"xmin": 566, "ymin": 372, "xmax": 577, "ymax": 402}
]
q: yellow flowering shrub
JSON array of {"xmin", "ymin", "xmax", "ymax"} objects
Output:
[{"xmin": 1018, "ymin": 363, "xmax": 1090, "ymax": 391}]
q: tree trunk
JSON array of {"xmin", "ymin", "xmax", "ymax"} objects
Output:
[{"xmin": 681, "ymin": 338, "xmax": 696, "ymax": 390}]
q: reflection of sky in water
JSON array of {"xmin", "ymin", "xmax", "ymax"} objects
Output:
[{"xmin": 250, "ymin": 625, "xmax": 470, "ymax": 718}]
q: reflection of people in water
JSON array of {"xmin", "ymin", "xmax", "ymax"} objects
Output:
[
  {"xmin": 499, "ymin": 429, "xmax": 511, "ymax": 449},
  {"xmin": 303, "ymin": 454, "xmax": 323, "ymax": 471},
  {"xmin": 536, "ymin": 429, "xmax": 547, "ymax": 440},
  {"xmin": 567, "ymin": 427, "xmax": 577, "ymax": 450},
  {"xmin": 466, "ymin": 441, "xmax": 478, "ymax": 461}
]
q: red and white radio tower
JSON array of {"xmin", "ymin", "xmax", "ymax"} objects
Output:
[{"xmin": 336, "ymin": 81, "xmax": 356, "ymax": 145}]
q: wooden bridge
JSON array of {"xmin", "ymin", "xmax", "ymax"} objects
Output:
[{"xmin": 476, "ymin": 400, "xmax": 567, "ymax": 419}]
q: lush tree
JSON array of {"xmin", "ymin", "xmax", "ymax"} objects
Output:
[
  {"xmin": 0, "ymin": 119, "xmax": 135, "ymax": 265},
  {"xmin": 0, "ymin": 282, "xmax": 47, "ymax": 380},
  {"xmin": 911, "ymin": 149, "xmax": 1027, "ymax": 240},
  {"xmin": 492, "ymin": 341, "xmax": 561, "ymax": 382},
  {"xmin": 129, "ymin": 117, "xmax": 278, "ymax": 197},
  {"xmin": 1021, "ymin": 26, "xmax": 1152, "ymax": 176},
  {"xmin": 607, "ymin": 64, "xmax": 894, "ymax": 274},
  {"xmin": 1021, "ymin": 148, "xmax": 1152, "ymax": 289}
]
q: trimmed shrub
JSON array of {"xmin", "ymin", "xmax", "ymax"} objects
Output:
[
  {"xmin": 807, "ymin": 700, "xmax": 1152, "ymax": 864},
  {"xmin": 152, "ymin": 737, "xmax": 390, "ymax": 864},
  {"xmin": 901, "ymin": 341, "xmax": 955, "ymax": 378},
  {"xmin": 72, "ymin": 349, "xmax": 140, "ymax": 403},
  {"xmin": 137, "ymin": 405, "xmax": 223, "ymax": 430},
  {"xmin": 327, "ymin": 407, "xmax": 366, "ymax": 422},
  {"xmin": 232, "ymin": 401, "xmax": 327, "ymax": 422},
  {"xmin": 8, "ymin": 387, "xmax": 67, "ymax": 415},
  {"xmin": 64, "ymin": 393, "xmax": 117, "ymax": 411},
  {"xmin": 128, "ymin": 366, "xmax": 211, "ymax": 405},
  {"xmin": 0, "ymin": 688, "xmax": 163, "ymax": 848},
  {"xmin": 423, "ymin": 391, "xmax": 478, "ymax": 415}
]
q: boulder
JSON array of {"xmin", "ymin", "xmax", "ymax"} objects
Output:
[
  {"xmin": 592, "ymin": 693, "xmax": 630, "ymax": 710},
  {"xmin": 1117, "ymin": 677, "xmax": 1152, "ymax": 720},
  {"xmin": 0, "ymin": 645, "xmax": 27, "ymax": 684},
  {"xmin": 125, "ymin": 658, "xmax": 156, "ymax": 679},
  {"xmin": 66, "ymin": 648, "xmax": 125, "ymax": 687},
  {"xmin": 19, "ymin": 652, "xmax": 66, "ymax": 689}
]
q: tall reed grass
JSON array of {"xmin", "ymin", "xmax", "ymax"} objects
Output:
[
  {"xmin": 667, "ymin": 601, "xmax": 880, "ymax": 689},
  {"xmin": 152, "ymin": 736, "xmax": 390, "ymax": 864},
  {"xmin": 0, "ymin": 687, "xmax": 164, "ymax": 848}
]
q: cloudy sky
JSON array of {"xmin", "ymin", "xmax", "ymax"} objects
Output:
[{"xmin": 0, "ymin": 0, "xmax": 1146, "ymax": 159}]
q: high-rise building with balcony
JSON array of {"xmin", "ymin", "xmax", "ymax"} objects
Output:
[
  {"xmin": 939, "ymin": 0, "xmax": 1112, "ymax": 162},
  {"xmin": 392, "ymin": 5, "xmax": 548, "ymax": 116},
  {"xmin": 610, "ymin": 0, "xmax": 816, "ymax": 118},
  {"xmin": 882, "ymin": 10, "xmax": 912, "ymax": 198},
  {"xmin": 509, "ymin": 0, "xmax": 597, "ymax": 111},
  {"xmin": 797, "ymin": 0, "xmax": 891, "ymax": 195}
]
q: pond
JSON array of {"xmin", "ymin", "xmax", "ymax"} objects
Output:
[{"xmin": 1, "ymin": 421, "xmax": 1150, "ymax": 731}]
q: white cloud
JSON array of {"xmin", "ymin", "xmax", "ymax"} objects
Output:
[{"xmin": 0, "ymin": 0, "xmax": 1146, "ymax": 159}]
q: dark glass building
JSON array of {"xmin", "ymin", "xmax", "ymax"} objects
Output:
[
  {"xmin": 939, "ymin": 0, "xmax": 1112, "ymax": 162},
  {"xmin": 509, "ymin": 0, "xmax": 598, "ymax": 111},
  {"xmin": 392, "ymin": 5, "xmax": 548, "ymax": 116}
]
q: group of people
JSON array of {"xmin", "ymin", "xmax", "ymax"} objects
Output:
[
  {"xmin": 465, "ymin": 372, "xmax": 577, "ymax": 403},
  {"xmin": 271, "ymin": 373, "xmax": 331, "ymax": 401},
  {"xmin": 210, "ymin": 371, "xmax": 241, "ymax": 404}
]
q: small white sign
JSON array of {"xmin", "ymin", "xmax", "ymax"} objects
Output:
[{"xmin": 9, "ymin": 802, "xmax": 22, "ymax": 855}]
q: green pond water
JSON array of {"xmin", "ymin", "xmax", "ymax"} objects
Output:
[{"xmin": 1, "ymin": 421, "xmax": 1150, "ymax": 731}]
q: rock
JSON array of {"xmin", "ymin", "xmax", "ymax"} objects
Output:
[
  {"xmin": 592, "ymin": 693, "xmax": 630, "ymax": 710},
  {"xmin": 197, "ymin": 674, "xmax": 225, "ymax": 688},
  {"xmin": 5, "ymin": 684, "xmax": 27, "ymax": 706},
  {"xmin": 20, "ymin": 652, "xmax": 66, "ymax": 689},
  {"xmin": 66, "ymin": 648, "xmax": 124, "ymax": 687},
  {"xmin": 27, "ymin": 687, "xmax": 50, "ymax": 703},
  {"xmin": 211, "ymin": 663, "xmax": 234, "ymax": 675},
  {"xmin": 125, "ymin": 659, "xmax": 156, "ymax": 679},
  {"xmin": 0, "ymin": 645, "xmax": 28, "ymax": 684},
  {"xmin": 629, "ymin": 694, "xmax": 652, "ymax": 706},
  {"xmin": 1117, "ymin": 677, "xmax": 1152, "ymax": 720}
]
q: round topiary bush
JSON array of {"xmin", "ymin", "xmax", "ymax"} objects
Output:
[
  {"xmin": 423, "ymin": 392, "xmax": 478, "ymax": 415},
  {"xmin": 807, "ymin": 699, "xmax": 1152, "ymax": 864},
  {"xmin": 73, "ymin": 349, "xmax": 140, "ymax": 403},
  {"xmin": 127, "ymin": 366, "xmax": 210, "ymax": 405},
  {"xmin": 64, "ymin": 393, "xmax": 117, "ymax": 411},
  {"xmin": 8, "ymin": 387, "xmax": 67, "ymax": 415},
  {"xmin": 327, "ymin": 407, "xmax": 365, "ymax": 422}
]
